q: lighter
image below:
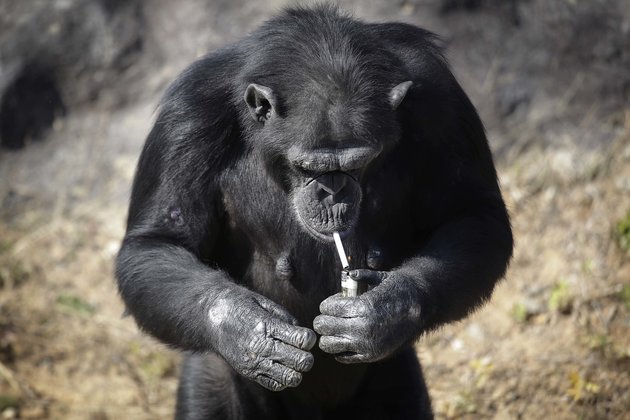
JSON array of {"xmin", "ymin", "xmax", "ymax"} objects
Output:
[{"xmin": 333, "ymin": 232, "xmax": 358, "ymax": 297}]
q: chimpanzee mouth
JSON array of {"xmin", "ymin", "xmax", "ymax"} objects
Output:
[
  {"xmin": 295, "ymin": 202, "xmax": 357, "ymax": 242},
  {"xmin": 293, "ymin": 171, "xmax": 362, "ymax": 242}
]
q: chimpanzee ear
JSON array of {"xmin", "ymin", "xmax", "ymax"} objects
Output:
[
  {"xmin": 244, "ymin": 83, "xmax": 277, "ymax": 123},
  {"xmin": 389, "ymin": 81, "xmax": 413, "ymax": 110}
]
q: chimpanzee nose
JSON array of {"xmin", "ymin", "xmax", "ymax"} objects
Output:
[{"xmin": 314, "ymin": 172, "xmax": 348, "ymax": 196}]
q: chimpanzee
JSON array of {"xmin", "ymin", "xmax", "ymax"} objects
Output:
[{"xmin": 116, "ymin": 5, "xmax": 513, "ymax": 420}]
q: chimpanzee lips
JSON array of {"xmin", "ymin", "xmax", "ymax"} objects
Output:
[{"xmin": 293, "ymin": 171, "xmax": 362, "ymax": 242}]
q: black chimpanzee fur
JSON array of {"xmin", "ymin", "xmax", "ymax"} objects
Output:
[{"xmin": 116, "ymin": 5, "xmax": 513, "ymax": 420}]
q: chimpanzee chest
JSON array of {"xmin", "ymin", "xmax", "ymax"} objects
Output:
[{"xmin": 215, "ymin": 157, "xmax": 422, "ymax": 322}]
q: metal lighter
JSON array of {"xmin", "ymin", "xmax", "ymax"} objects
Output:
[{"xmin": 333, "ymin": 232, "xmax": 359, "ymax": 297}]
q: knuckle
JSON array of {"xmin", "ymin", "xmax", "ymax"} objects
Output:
[
  {"xmin": 312, "ymin": 318, "xmax": 323, "ymax": 333},
  {"xmin": 254, "ymin": 320, "xmax": 266, "ymax": 334},
  {"xmin": 249, "ymin": 335, "xmax": 272, "ymax": 357},
  {"xmin": 269, "ymin": 339, "xmax": 281, "ymax": 357},
  {"xmin": 260, "ymin": 377, "xmax": 283, "ymax": 391},
  {"xmin": 318, "ymin": 337, "xmax": 331, "ymax": 352},
  {"xmin": 313, "ymin": 320, "xmax": 329, "ymax": 337},
  {"xmin": 241, "ymin": 350, "xmax": 262, "ymax": 374},
  {"xmin": 285, "ymin": 371, "xmax": 302, "ymax": 387},
  {"xmin": 267, "ymin": 319, "xmax": 284, "ymax": 337},
  {"xmin": 290, "ymin": 330, "xmax": 303, "ymax": 347},
  {"xmin": 241, "ymin": 364, "xmax": 257, "ymax": 378},
  {"xmin": 263, "ymin": 378, "xmax": 276, "ymax": 390},
  {"xmin": 295, "ymin": 330, "xmax": 310, "ymax": 348},
  {"xmin": 297, "ymin": 353, "xmax": 314, "ymax": 372},
  {"xmin": 249, "ymin": 336, "xmax": 264, "ymax": 353},
  {"xmin": 249, "ymin": 353, "xmax": 271, "ymax": 374},
  {"xmin": 304, "ymin": 330, "xmax": 316, "ymax": 349}
]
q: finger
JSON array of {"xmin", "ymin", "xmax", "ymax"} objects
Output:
[
  {"xmin": 335, "ymin": 352, "xmax": 371, "ymax": 364},
  {"xmin": 268, "ymin": 321, "xmax": 317, "ymax": 351},
  {"xmin": 349, "ymin": 269, "xmax": 387, "ymax": 286},
  {"xmin": 270, "ymin": 341, "xmax": 314, "ymax": 373},
  {"xmin": 313, "ymin": 314, "xmax": 354, "ymax": 336},
  {"xmin": 257, "ymin": 375, "xmax": 287, "ymax": 392},
  {"xmin": 320, "ymin": 294, "xmax": 368, "ymax": 318},
  {"xmin": 319, "ymin": 335, "xmax": 355, "ymax": 354},
  {"xmin": 257, "ymin": 297, "xmax": 298, "ymax": 325},
  {"xmin": 258, "ymin": 361, "xmax": 303, "ymax": 389}
]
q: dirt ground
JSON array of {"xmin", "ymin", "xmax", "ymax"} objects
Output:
[{"xmin": 1, "ymin": 0, "xmax": 629, "ymax": 419}]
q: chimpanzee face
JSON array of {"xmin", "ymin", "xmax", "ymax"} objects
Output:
[{"xmin": 244, "ymin": 80, "xmax": 411, "ymax": 242}]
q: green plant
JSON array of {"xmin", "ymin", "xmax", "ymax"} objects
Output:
[
  {"xmin": 56, "ymin": 294, "xmax": 95, "ymax": 316},
  {"xmin": 549, "ymin": 281, "xmax": 573, "ymax": 314},
  {"xmin": 618, "ymin": 284, "xmax": 630, "ymax": 309},
  {"xmin": 616, "ymin": 211, "xmax": 630, "ymax": 251},
  {"xmin": 0, "ymin": 394, "xmax": 19, "ymax": 411},
  {"xmin": 511, "ymin": 302, "xmax": 529, "ymax": 323}
]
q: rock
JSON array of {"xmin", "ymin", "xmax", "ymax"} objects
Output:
[
  {"xmin": 496, "ymin": 79, "xmax": 531, "ymax": 118},
  {"xmin": 0, "ymin": 0, "xmax": 144, "ymax": 149}
]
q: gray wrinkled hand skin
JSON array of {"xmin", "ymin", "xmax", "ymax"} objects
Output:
[
  {"xmin": 208, "ymin": 290, "xmax": 317, "ymax": 391},
  {"xmin": 313, "ymin": 269, "xmax": 422, "ymax": 363}
]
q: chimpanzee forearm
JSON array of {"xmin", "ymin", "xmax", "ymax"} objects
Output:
[
  {"xmin": 116, "ymin": 237, "xmax": 234, "ymax": 352},
  {"xmin": 396, "ymin": 204, "xmax": 513, "ymax": 332},
  {"xmin": 116, "ymin": 236, "xmax": 316, "ymax": 391}
]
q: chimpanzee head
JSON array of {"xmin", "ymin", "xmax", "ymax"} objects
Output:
[{"xmin": 241, "ymin": 11, "xmax": 412, "ymax": 242}]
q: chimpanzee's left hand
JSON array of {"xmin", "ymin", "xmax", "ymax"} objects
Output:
[{"xmin": 313, "ymin": 269, "xmax": 423, "ymax": 363}]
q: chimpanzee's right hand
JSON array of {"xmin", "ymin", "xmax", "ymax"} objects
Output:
[{"xmin": 207, "ymin": 288, "xmax": 316, "ymax": 391}]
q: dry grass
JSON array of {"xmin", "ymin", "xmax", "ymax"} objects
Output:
[{"xmin": 1, "ymin": 117, "xmax": 628, "ymax": 419}]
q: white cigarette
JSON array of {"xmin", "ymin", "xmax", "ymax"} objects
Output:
[{"xmin": 333, "ymin": 231, "xmax": 350, "ymax": 269}]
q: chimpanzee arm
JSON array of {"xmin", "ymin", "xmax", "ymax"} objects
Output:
[
  {"xmin": 314, "ymin": 24, "xmax": 513, "ymax": 363},
  {"xmin": 116, "ymin": 53, "xmax": 315, "ymax": 391}
]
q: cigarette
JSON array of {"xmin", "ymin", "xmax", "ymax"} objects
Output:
[{"xmin": 333, "ymin": 232, "xmax": 349, "ymax": 269}]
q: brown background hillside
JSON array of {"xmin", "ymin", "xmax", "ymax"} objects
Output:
[{"xmin": 1, "ymin": 0, "xmax": 628, "ymax": 418}]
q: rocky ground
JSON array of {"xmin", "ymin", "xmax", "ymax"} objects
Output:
[{"xmin": 0, "ymin": 0, "xmax": 628, "ymax": 418}]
